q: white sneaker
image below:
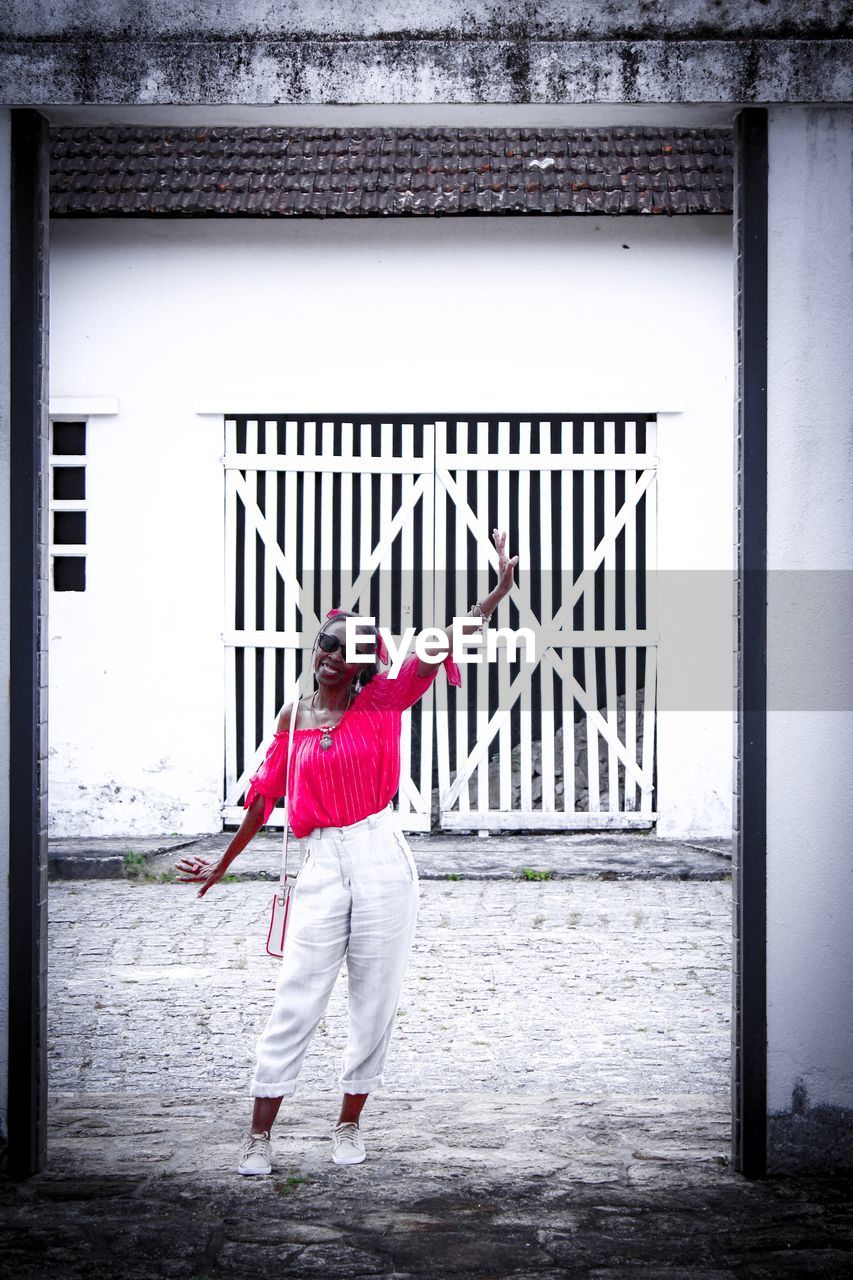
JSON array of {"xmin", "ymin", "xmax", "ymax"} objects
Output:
[
  {"xmin": 237, "ymin": 1129, "xmax": 272, "ymax": 1176},
  {"xmin": 332, "ymin": 1121, "xmax": 366, "ymax": 1165}
]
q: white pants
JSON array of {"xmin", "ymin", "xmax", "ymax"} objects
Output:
[{"xmin": 249, "ymin": 803, "xmax": 420, "ymax": 1098}]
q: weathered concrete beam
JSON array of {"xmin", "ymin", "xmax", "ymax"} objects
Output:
[
  {"xmin": 2, "ymin": 1, "xmax": 851, "ymax": 42},
  {"xmin": 1, "ymin": 37, "xmax": 851, "ymax": 104}
]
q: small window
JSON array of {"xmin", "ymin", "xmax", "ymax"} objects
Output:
[
  {"xmin": 50, "ymin": 419, "xmax": 87, "ymax": 592},
  {"xmin": 53, "ymin": 466, "xmax": 85, "ymax": 501},
  {"xmin": 53, "ymin": 556, "xmax": 86, "ymax": 592},
  {"xmin": 54, "ymin": 511, "xmax": 87, "ymax": 544},
  {"xmin": 52, "ymin": 421, "xmax": 86, "ymax": 456}
]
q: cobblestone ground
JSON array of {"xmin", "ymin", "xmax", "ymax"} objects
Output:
[
  {"xmin": 2, "ymin": 875, "xmax": 850, "ymax": 1277},
  {"xmin": 47, "ymin": 879, "xmax": 731, "ymax": 1097}
]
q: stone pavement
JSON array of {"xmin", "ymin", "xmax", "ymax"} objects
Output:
[
  {"xmin": 49, "ymin": 830, "xmax": 732, "ymax": 882},
  {"xmin": 4, "ymin": 846, "xmax": 852, "ymax": 1277},
  {"xmin": 10, "ymin": 1091, "xmax": 853, "ymax": 1280},
  {"xmin": 46, "ymin": 878, "xmax": 730, "ymax": 1096}
]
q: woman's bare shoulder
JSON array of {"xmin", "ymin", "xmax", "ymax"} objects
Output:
[{"xmin": 275, "ymin": 700, "xmax": 301, "ymax": 734}]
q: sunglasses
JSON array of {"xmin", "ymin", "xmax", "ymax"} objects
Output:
[{"xmin": 317, "ymin": 632, "xmax": 376, "ymax": 658}]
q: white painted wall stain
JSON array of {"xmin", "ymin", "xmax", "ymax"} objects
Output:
[{"xmin": 48, "ymin": 214, "xmax": 734, "ymax": 838}]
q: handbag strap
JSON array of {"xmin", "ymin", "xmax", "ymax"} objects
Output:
[{"xmin": 279, "ymin": 678, "xmax": 301, "ymax": 894}]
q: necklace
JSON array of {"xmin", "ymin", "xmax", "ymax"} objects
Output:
[{"xmin": 310, "ymin": 688, "xmax": 352, "ymax": 750}]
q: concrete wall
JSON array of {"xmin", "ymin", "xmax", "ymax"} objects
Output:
[
  {"xmin": 1, "ymin": 2, "xmax": 851, "ymax": 105},
  {"xmin": 48, "ymin": 212, "xmax": 734, "ymax": 839},
  {"xmin": 766, "ymin": 106, "xmax": 853, "ymax": 1170},
  {"xmin": 0, "ymin": 107, "xmax": 10, "ymax": 1142}
]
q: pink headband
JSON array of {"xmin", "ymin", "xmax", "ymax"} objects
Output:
[{"xmin": 326, "ymin": 608, "xmax": 389, "ymax": 666}]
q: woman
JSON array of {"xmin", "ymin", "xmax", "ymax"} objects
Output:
[{"xmin": 177, "ymin": 530, "xmax": 518, "ymax": 1175}]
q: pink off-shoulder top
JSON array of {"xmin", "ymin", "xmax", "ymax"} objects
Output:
[{"xmin": 244, "ymin": 651, "xmax": 461, "ymax": 837}]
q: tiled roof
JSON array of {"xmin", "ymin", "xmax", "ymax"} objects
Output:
[{"xmin": 50, "ymin": 126, "xmax": 733, "ymax": 217}]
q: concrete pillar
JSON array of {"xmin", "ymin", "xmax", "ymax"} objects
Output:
[
  {"xmin": 6, "ymin": 108, "xmax": 50, "ymax": 1177},
  {"xmin": 765, "ymin": 106, "xmax": 853, "ymax": 1171},
  {"xmin": 0, "ymin": 106, "xmax": 10, "ymax": 1153}
]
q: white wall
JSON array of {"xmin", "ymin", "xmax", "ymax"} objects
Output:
[
  {"xmin": 49, "ymin": 214, "xmax": 734, "ymax": 837},
  {"xmin": 0, "ymin": 108, "xmax": 11, "ymax": 1139},
  {"xmin": 766, "ymin": 107, "xmax": 853, "ymax": 1116}
]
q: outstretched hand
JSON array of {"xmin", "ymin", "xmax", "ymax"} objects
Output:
[
  {"xmin": 175, "ymin": 854, "xmax": 227, "ymax": 899},
  {"xmin": 492, "ymin": 528, "xmax": 518, "ymax": 595}
]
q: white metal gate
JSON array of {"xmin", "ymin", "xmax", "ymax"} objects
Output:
[{"xmin": 223, "ymin": 416, "xmax": 657, "ymax": 831}]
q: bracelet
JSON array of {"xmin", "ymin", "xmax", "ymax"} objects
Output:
[{"xmin": 470, "ymin": 602, "xmax": 493, "ymax": 622}]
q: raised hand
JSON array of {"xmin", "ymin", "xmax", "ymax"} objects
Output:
[{"xmin": 492, "ymin": 528, "xmax": 518, "ymax": 596}]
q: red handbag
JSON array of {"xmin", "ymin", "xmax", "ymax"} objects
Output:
[
  {"xmin": 266, "ymin": 685, "xmax": 301, "ymax": 958},
  {"xmin": 266, "ymin": 869, "xmax": 297, "ymax": 957}
]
